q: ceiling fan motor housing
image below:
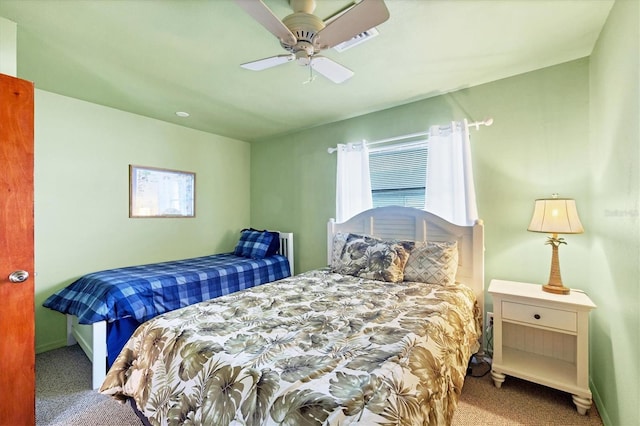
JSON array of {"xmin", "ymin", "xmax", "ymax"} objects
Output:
[{"xmin": 281, "ymin": 13, "xmax": 324, "ymax": 49}]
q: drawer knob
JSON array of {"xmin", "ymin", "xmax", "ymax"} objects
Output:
[{"xmin": 534, "ymin": 314, "xmax": 541, "ymax": 320}]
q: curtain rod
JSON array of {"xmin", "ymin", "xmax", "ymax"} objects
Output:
[{"xmin": 327, "ymin": 117, "xmax": 493, "ymax": 154}]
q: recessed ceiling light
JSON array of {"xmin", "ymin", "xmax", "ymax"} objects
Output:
[{"xmin": 175, "ymin": 111, "xmax": 190, "ymax": 118}]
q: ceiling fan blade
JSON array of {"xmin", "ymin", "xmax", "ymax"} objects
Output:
[
  {"xmin": 313, "ymin": 0, "xmax": 389, "ymax": 50},
  {"xmin": 235, "ymin": 0, "xmax": 297, "ymax": 46},
  {"xmin": 241, "ymin": 54, "xmax": 295, "ymax": 71},
  {"xmin": 310, "ymin": 56, "xmax": 354, "ymax": 84}
]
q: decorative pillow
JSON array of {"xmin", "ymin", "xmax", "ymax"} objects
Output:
[
  {"xmin": 334, "ymin": 233, "xmax": 414, "ymax": 283},
  {"xmin": 403, "ymin": 241, "xmax": 458, "ymax": 285},
  {"xmin": 329, "ymin": 232, "xmax": 349, "ymax": 268},
  {"xmin": 233, "ymin": 230, "xmax": 274, "ymax": 259},
  {"xmin": 242, "ymin": 228, "xmax": 280, "ymax": 256}
]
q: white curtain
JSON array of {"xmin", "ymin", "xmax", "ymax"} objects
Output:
[
  {"xmin": 335, "ymin": 143, "xmax": 373, "ymax": 222},
  {"xmin": 425, "ymin": 122, "xmax": 479, "ymax": 226}
]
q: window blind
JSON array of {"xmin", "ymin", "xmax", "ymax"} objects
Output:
[{"xmin": 369, "ymin": 146, "xmax": 428, "ymax": 209}]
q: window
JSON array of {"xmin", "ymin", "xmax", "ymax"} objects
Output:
[{"xmin": 369, "ymin": 145, "xmax": 428, "ymax": 209}]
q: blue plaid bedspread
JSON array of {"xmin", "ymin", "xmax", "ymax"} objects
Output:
[{"xmin": 43, "ymin": 253, "xmax": 291, "ymax": 324}]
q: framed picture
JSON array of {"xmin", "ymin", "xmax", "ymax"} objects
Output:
[{"xmin": 129, "ymin": 165, "xmax": 195, "ymax": 218}]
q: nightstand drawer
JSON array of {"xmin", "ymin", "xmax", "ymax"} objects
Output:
[{"xmin": 502, "ymin": 301, "xmax": 577, "ymax": 332}]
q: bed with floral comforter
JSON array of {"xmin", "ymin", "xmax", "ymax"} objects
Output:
[{"xmin": 100, "ymin": 268, "xmax": 481, "ymax": 425}]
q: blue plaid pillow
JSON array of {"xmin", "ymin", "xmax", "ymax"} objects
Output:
[
  {"xmin": 242, "ymin": 228, "xmax": 280, "ymax": 256},
  {"xmin": 233, "ymin": 230, "xmax": 274, "ymax": 259}
]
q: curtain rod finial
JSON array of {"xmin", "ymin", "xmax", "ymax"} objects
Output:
[{"xmin": 467, "ymin": 117, "xmax": 494, "ymax": 131}]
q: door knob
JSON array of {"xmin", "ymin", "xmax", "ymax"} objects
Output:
[{"xmin": 8, "ymin": 270, "xmax": 29, "ymax": 283}]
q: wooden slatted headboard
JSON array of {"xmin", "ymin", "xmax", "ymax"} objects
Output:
[{"xmin": 327, "ymin": 206, "xmax": 485, "ymax": 322}]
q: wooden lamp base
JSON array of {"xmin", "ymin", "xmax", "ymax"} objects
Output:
[
  {"xmin": 542, "ymin": 235, "xmax": 571, "ymax": 295},
  {"xmin": 542, "ymin": 283, "xmax": 570, "ymax": 295}
]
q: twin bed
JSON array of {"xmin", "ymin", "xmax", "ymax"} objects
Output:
[
  {"xmin": 44, "ymin": 231, "xmax": 294, "ymax": 389},
  {"xmin": 96, "ymin": 206, "xmax": 485, "ymax": 425}
]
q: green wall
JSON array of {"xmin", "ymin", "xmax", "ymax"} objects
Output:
[
  {"xmin": 251, "ymin": 3, "xmax": 639, "ymax": 423},
  {"xmin": 251, "ymin": 59, "xmax": 591, "ymax": 283},
  {"xmin": 35, "ymin": 90, "xmax": 250, "ymax": 353},
  {"xmin": 588, "ymin": 1, "xmax": 639, "ymax": 424}
]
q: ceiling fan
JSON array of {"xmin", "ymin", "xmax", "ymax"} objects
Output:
[{"xmin": 235, "ymin": 0, "xmax": 390, "ymax": 84}]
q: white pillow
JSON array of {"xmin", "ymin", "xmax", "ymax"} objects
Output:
[
  {"xmin": 330, "ymin": 232, "xmax": 349, "ymax": 268},
  {"xmin": 403, "ymin": 241, "xmax": 458, "ymax": 285}
]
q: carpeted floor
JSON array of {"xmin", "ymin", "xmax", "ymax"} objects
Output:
[
  {"xmin": 36, "ymin": 345, "xmax": 141, "ymax": 426},
  {"xmin": 453, "ymin": 361, "xmax": 603, "ymax": 425},
  {"xmin": 36, "ymin": 345, "xmax": 603, "ymax": 425}
]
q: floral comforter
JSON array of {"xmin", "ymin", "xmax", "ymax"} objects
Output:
[{"xmin": 100, "ymin": 269, "xmax": 481, "ymax": 425}]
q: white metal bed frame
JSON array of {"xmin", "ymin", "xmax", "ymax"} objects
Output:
[{"xmin": 68, "ymin": 232, "xmax": 294, "ymax": 389}]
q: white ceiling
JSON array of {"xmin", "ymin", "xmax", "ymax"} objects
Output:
[{"xmin": 0, "ymin": 0, "xmax": 613, "ymax": 142}]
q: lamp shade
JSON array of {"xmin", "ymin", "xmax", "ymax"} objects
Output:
[{"xmin": 528, "ymin": 198, "xmax": 584, "ymax": 234}]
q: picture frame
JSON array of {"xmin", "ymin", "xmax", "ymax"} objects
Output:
[{"xmin": 129, "ymin": 165, "xmax": 195, "ymax": 218}]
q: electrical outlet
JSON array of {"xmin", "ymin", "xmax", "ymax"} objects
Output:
[{"xmin": 486, "ymin": 312, "xmax": 494, "ymax": 330}]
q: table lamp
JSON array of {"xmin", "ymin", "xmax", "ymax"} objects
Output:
[{"xmin": 527, "ymin": 194, "xmax": 584, "ymax": 294}]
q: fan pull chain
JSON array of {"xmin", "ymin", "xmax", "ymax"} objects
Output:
[{"xmin": 303, "ymin": 64, "xmax": 316, "ymax": 85}]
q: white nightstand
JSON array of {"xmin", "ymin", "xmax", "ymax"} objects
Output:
[{"xmin": 488, "ymin": 279, "xmax": 597, "ymax": 415}]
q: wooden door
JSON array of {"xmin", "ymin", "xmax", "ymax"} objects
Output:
[{"xmin": 0, "ymin": 73, "xmax": 35, "ymax": 425}]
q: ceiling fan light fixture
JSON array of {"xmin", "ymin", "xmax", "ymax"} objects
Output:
[{"xmin": 294, "ymin": 49, "xmax": 311, "ymax": 66}]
